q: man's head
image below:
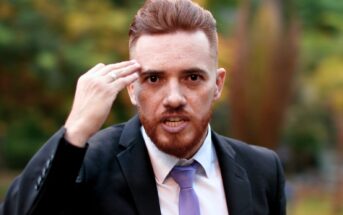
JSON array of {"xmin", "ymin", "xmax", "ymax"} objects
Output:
[
  {"xmin": 127, "ymin": 0, "xmax": 226, "ymax": 159},
  {"xmin": 129, "ymin": 0, "xmax": 218, "ymax": 60}
]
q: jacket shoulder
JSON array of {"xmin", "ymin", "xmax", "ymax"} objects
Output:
[
  {"xmin": 219, "ymin": 135, "xmax": 279, "ymax": 163},
  {"xmin": 215, "ymin": 134, "xmax": 286, "ymax": 213},
  {"xmin": 215, "ymin": 134, "xmax": 283, "ymax": 180}
]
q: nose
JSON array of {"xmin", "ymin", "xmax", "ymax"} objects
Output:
[{"xmin": 162, "ymin": 80, "xmax": 186, "ymax": 109}]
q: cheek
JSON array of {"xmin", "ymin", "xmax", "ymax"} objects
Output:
[
  {"xmin": 136, "ymin": 88, "xmax": 160, "ymax": 113},
  {"xmin": 194, "ymin": 97, "xmax": 213, "ymax": 116},
  {"xmin": 188, "ymin": 85, "xmax": 215, "ymax": 107}
]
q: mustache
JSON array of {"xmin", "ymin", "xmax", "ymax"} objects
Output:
[
  {"xmin": 161, "ymin": 106, "xmax": 188, "ymax": 115},
  {"xmin": 159, "ymin": 107, "xmax": 190, "ymax": 121}
]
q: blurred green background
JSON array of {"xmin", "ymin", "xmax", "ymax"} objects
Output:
[{"xmin": 0, "ymin": 0, "xmax": 342, "ymax": 214}]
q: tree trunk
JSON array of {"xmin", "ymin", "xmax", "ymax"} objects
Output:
[{"xmin": 229, "ymin": 0, "xmax": 299, "ymax": 149}]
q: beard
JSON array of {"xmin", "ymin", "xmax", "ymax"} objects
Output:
[{"xmin": 138, "ymin": 108, "xmax": 212, "ymax": 158}]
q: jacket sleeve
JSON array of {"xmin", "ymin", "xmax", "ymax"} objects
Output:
[
  {"xmin": 270, "ymin": 151, "xmax": 286, "ymax": 215},
  {"xmin": 0, "ymin": 128, "xmax": 88, "ymax": 215}
]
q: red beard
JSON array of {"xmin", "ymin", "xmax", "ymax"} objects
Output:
[{"xmin": 139, "ymin": 108, "xmax": 212, "ymax": 158}]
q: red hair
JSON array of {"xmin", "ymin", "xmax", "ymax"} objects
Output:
[{"xmin": 129, "ymin": 0, "xmax": 217, "ymax": 56}]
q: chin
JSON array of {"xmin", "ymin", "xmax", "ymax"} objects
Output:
[
  {"xmin": 139, "ymin": 109, "xmax": 212, "ymax": 158},
  {"xmin": 158, "ymin": 133, "xmax": 200, "ymax": 158}
]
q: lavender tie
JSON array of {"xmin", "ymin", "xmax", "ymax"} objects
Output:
[{"xmin": 170, "ymin": 163, "xmax": 200, "ymax": 215}]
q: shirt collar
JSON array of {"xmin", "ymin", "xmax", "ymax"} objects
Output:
[{"xmin": 141, "ymin": 125, "xmax": 216, "ymax": 184}]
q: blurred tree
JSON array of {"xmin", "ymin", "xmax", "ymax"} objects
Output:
[
  {"xmin": 282, "ymin": 102, "xmax": 330, "ymax": 172},
  {"xmin": 311, "ymin": 56, "xmax": 343, "ymax": 213},
  {"xmin": 229, "ymin": 0, "xmax": 299, "ymax": 149},
  {"xmin": 0, "ymin": 0, "xmax": 139, "ymax": 169},
  {"xmin": 299, "ymin": 0, "xmax": 343, "ymax": 211}
]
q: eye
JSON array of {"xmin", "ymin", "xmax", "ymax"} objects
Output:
[
  {"xmin": 189, "ymin": 74, "xmax": 200, "ymax": 81},
  {"xmin": 148, "ymin": 75, "xmax": 159, "ymax": 83}
]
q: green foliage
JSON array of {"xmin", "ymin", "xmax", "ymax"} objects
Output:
[
  {"xmin": 0, "ymin": 0, "xmax": 341, "ymax": 172},
  {"xmin": 284, "ymin": 106, "xmax": 330, "ymax": 152},
  {"xmin": 4, "ymin": 114, "xmax": 50, "ymax": 169},
  {"xmin": 297, "ymin": 0, "xmax": 343, "ymax": 32},
  {"xmin": 0, "ymin": 0, "xmax": 136, "ymax": 169},
  {"xmin": 285, "ymin": 0, "xmax": 343, "ymax": 168},
  {"xmin": 282, "ymin": 106, "xmax": 329, "ymax": 171}
]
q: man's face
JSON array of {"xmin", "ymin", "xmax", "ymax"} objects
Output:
[{"xmin": 128, "ymin": 30, "xmax": 226, "ymax": 159}]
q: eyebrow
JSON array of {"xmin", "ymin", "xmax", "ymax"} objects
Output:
[
  {"xmin": 141, "ymin": 69, "xmax": 164, "ymax": 74},
  {"xmin": 141, "ymin": 67, "xmax": 208, "ymax": 75},
  {"xmin": 182, "ymin": 67, "xmax": 208, "ymax": 76}
]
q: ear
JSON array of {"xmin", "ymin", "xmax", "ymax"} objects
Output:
[
  {"xmin": 214, "ymin": 68, "xmax": 226, "ymax": 100},
  {"xmin": 127, "ymin": 83, "xmax": 138, "ymax": 106}
]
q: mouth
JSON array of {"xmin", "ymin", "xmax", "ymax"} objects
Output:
[
  {"xmin": 161, "ymin": 116, "xmax": 189, "ymax": 133},
  {"xmin": 165, "ymin": 117, "xmax": 185, "ymax": 126}
]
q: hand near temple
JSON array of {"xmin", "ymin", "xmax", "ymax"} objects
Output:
[{"xmin": 64, "ymin": 60, "xmax": 141, "ymax": 147}]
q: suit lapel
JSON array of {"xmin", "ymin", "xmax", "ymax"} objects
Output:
[
  {"xmin": 115, "ymin": 117, "xmax": 253, "ymax": 215},
  {"xmin": 212, "ymin": 132, "xmax": 253, "ymax": 215},
  {"xmin": 116, "ymin": 116, "xmax": 161, "ymax": 215}
]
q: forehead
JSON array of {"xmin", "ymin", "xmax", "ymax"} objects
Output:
[{"xmin": 130, "ymin": 30, "xmax": 215, "ymax": 72}]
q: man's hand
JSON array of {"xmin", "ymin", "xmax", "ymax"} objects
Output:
[{"xmin": 64, "ymin": 60, "xmax": 141, "ymax": 147}]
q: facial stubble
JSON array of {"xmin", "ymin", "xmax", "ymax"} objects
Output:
[{"xmin": 139, "ymin": 108, "xmax": 212, "ymax": 159}]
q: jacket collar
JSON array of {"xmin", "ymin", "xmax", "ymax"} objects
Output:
[
  {"xmin": 212, "ymin": 131, "xmax": 253, "ymax": 215},
  {"xmin": 117, "ymin": 115, "xmax": 161, "ymax": 215}
]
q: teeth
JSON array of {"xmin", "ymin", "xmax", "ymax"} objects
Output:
[
  {"xmin": 165, "ymin": 117, "xmax": 184, "ymax": 127},
  {"xmin": 165, "ymin": 121, "xmax": 183, "ymax": 127},
  {"xmin": 167, "ymin": 117, "xmax": 182, "ymax": 122}
]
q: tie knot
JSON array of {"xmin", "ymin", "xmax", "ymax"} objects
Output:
[{"xmin": 170, "ymin": 162, "xmax": 198, "ymax": 189}]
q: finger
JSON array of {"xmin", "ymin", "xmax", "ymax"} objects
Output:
[
  {"xmin": 106, "ymin": 62, "xmax": 141, "ymax": 83},
  {"xmin": 98, "ymin": 60, "xmax": 137, "ymax": 76},
  {"xmin": 88, "ymin": 63, "xmax": 105, "ymax": 74},
  {"xmin": 112, "ymin": 72, "xmax": 139, "ymax": 92},
  {"xmin": 117, "ymin": 62, "xmax": 141, "ymax": 77}
]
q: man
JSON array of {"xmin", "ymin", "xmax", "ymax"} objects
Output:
[{"xmin": 0, "ymin": 0, "xmax": 286, "ymax": 214}]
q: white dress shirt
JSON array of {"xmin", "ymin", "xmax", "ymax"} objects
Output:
[{"xmin": 141, "ymin": 126, "xmax": 229, "ymax": 215}]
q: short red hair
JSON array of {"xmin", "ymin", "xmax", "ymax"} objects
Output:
[{"xmin": 129, "ymin": 0, "xmax": 218, "ymax": 56}]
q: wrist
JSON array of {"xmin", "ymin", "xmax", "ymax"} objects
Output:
[{"xmin": 64, "ymin": 123, "xmax": 89, "ymax": 148}]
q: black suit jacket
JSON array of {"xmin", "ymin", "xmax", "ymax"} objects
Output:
[{"xmin": 0, "ymin": 116, "xmax": 286, "ymax": 215}]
